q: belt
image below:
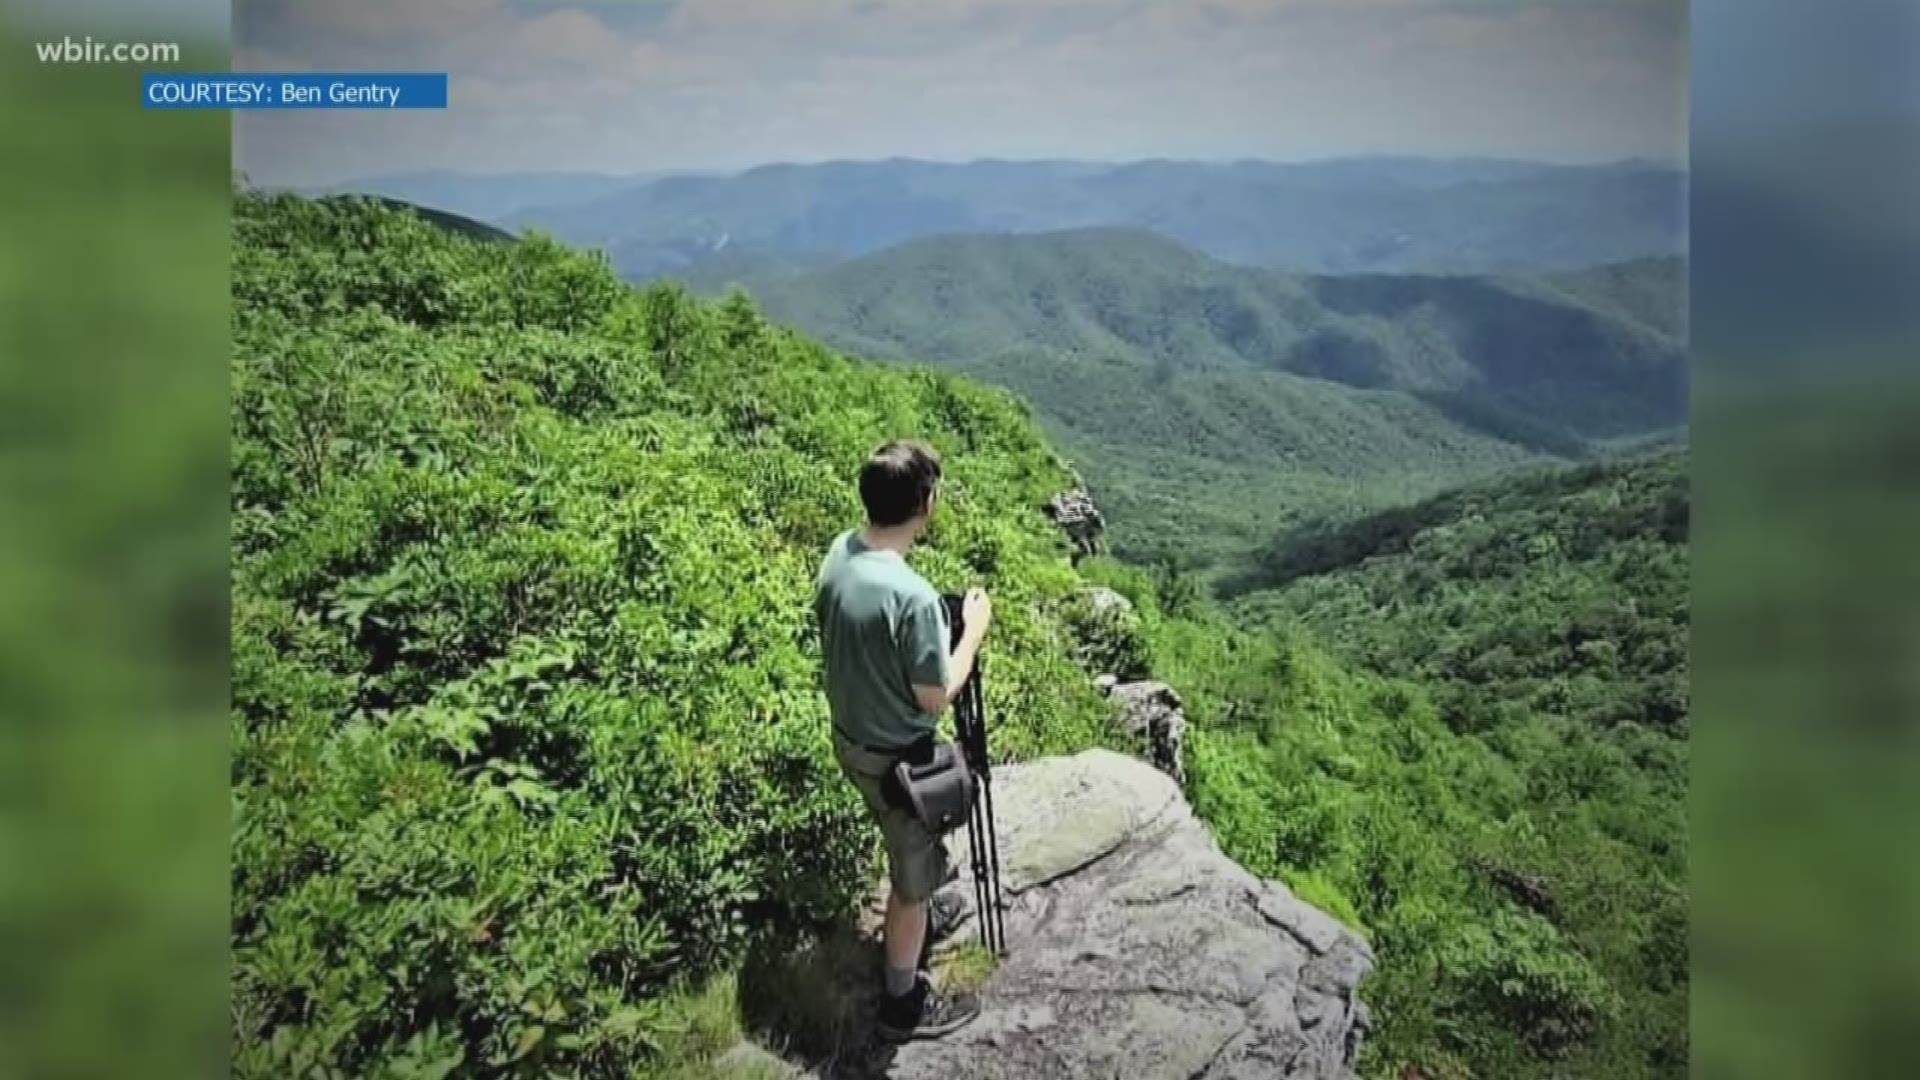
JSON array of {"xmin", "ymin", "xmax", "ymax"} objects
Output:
[{"xmin": 833, "ymin": 727, "xmax": 918, "ymax": 756}]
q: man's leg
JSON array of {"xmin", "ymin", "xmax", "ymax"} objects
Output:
[
  {"xmin": 876, "ymin": 859, "xmax": 980, "ymax": 1041},
  {"xmin": 833, "ymin": 735, "xmax": 978, "ymax": 1039},
  {"xmin": 883, "ymin": 889, "xmax": 928, "ymax": 997}
]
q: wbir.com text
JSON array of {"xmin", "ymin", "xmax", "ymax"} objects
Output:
[{"xmin": 35, "ymin": 36, "xmax": 181, "ymax": 64}]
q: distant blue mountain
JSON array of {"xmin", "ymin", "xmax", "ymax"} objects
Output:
[
  {"xmin": 300, "ymin": 170, "xmax": 658, "ymax": 224},
  {"xmin": 503, "ymin": 157, "xmax": 1687, "ymax": 278}
]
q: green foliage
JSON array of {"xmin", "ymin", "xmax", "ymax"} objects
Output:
[
  {"xmin": 321, "ymin": 194, "xmax": 520, "ymax": 245},
  {"xmin": 1155, "ymin": 455, "xmax": 1688, "ymax": 1079},
  {"xmin": 933, "ymin": 943, "xmax": 1000, "ymax": 995},
  {"xmin": 230, "ymin": 193, "xmax": 1117, "ymax": 1077},
  {"xmin": 1438, "ymin": 911, "xmax": 1621, "ymax": 1061},
  {"xmin": 626, "ymin": 975, "xmax": 749, "ymax": 1080}
]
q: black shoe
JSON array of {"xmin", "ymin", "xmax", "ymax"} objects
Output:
[{"xmin": 877, "ymin": 973, "xmax": 981, "ymax": 1042}]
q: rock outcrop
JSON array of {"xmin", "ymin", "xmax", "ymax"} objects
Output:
[
  {"xmin": 1085, "ymin": 587, "xmax": 1133, "ymax": 617},
  {"xmin": 1102, "ymin": 680, "xmax": 1189, "ymax": 785},
  {"xmin": 1044, "ymin": 488, "xmax": 1106, "ymax": 559},
  {"xmin": 1068, "ymin": 585, "xmax": 1150, "ymax": 683},
  {"xmin": 889, "ymin": 750, "xmax": 1373, "ymax": 1080}
]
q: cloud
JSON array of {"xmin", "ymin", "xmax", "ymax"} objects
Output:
[{"xmin": 235, "ymin": 0, "xmax": 1687, "ymax": 186}]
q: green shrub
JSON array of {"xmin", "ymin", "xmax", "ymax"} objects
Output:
[{"xmin": 1438, "ymin": 910, "xmax": 1621, "ymax": 1061}]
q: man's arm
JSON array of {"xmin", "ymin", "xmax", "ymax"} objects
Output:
[{"xmin": 911, "ymin": 588, "xmax": 991, "ymax": 715}]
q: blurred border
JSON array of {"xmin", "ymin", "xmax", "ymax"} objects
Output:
[
  {"xmin": 0, "ymin": 3, "xmax": 231, "ymax": 1078},
  {"xmin": 1692, "ymin": 1, "xmax": 1920, "ymax": 1077},
  {"xmin": 5, "ymin": 0, "xmax": 1918, "ymax": 1076}
]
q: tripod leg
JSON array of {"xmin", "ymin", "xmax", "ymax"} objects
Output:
[
  {"xmin": 980, "ymin": 686, "xmax": 1007, "ymax": 954},
  {"xmin": 968, "ymin": 804, "xmax": 991, "ymax": 950},
  {"xmin": 961, "ymin": 735, "xmax": 990, "ymax": 948},
  {"xmin": 980, "ymin": 779, "xmax": 1006, "ymax": 955}
]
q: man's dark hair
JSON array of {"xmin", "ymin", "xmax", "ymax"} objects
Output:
[{"xmin": 859, "ymin": 440, "xmax": 942, "ymax": 527}]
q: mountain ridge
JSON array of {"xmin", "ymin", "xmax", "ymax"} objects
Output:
[
  {"xmin": 501, "ymin": 156, "xmax": 1686, "ymax": 278},
  {"xmin": 705, "ymin": 227, "xmax": 1686, "ymax": 435},
  {"xmin": 674, "ymin": 227, "xmax": 1685, "ymax": 568},
  {"xmin": 315, "ymin": 194, "xmax": 519, "ymax": 244},
  {"xmin": 300, "ymin": 169, "xmax": 658, "ymax": 223}
]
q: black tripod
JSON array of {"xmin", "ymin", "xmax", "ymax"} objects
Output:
[{"xmin": 943, "ymin": 594, "xmax": 1007, "ymax": 956}]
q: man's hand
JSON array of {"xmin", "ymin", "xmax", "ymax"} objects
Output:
[
  {"xmin": 915, "ymin": 588, "xmax": 992, "ymax": 716},
  {"xmin": 962, "ymin": 587, "xmax": 993, "ymax": 636}
]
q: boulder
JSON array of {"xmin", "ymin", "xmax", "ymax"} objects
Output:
[
  {"xmin": 711, "ymin": 1040, "xmax": 807, "ymax": 1078},
  {"xmin": 883, "ymin": 750, "xmax": 1372, "ymax": 1080},
  {"xmin": 1086, "ymin": 587, "xmax": 1133, "ymax": 617},
  {"xmin": 1104, "ymin": 680, "xmax": 1189, "ymax": 785},
  {"xmin": 1066, "ymin": 586, "xmax": 1150, "ymax": 682}
]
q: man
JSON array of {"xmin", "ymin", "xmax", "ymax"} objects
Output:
[{"xmin": 815, "ymin": 439, "xmax": 991, "ymax": 1041}]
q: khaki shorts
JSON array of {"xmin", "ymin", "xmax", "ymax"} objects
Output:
[{"xmin": 833, "ymin": 731, "xmax": 951, "ymax": 904}]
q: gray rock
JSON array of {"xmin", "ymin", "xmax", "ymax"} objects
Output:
[
  {"xmin": 1108, "ymin": 681, "xmax": 1189, "ymax": 785},
  {"xmin": 1044, "ymin": 489, "xmax": 1107, "ymax": 559},
  {"xmin": 888, "ymin": 750, "xmax": 1372, "ymax": 1080},
  {"xmin": 1086, "ymin": 587, "xmax": 1133, "ymax": 617},
  {"xmin": 710, "ymin": 1040, "xmax": 808, "ymax": 1078}
]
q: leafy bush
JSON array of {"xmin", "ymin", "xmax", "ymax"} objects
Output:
[
  {"xmin": 1439, "ymin": 911, "xmax": 1620, "ymax": 1061},
  {"xmin": 230, "ymin": 194, "xmax": 1116, "ymax": 1076}
]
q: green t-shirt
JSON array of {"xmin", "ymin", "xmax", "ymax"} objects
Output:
[{"xmin": 814, "ymin": 530, "xmax": 951, "ymax": 750}]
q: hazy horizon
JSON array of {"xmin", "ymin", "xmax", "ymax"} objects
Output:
[
  {"xmin": 235, "ymin": 0, "xmax": 1688, "ymax": 189},
  {"xmin": 299, "ymin": 151, "xmax": 1686, "ymax": 191}
]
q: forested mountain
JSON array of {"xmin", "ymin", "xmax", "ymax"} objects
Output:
[
  {"xmin": 1231, "ymin": 452, "xmax": 1689, "ymax": 735},
  {"xmin": 735, "ymin": 229, "xmax": 1685, "ymax": 436},
  {"xmin": 1113, "ymin": 450, "xmax": 1689, "ymax": 1079},
  {"xmin": 1538, "ymin": 256, "xmax": 1688, "ymax": 340},
  {"xmin": 504, "ymin": 157, "xmax": 1685, "ymax": 278},
  {"xmin": 684, "ymin": 228, "xmax": 1685, "ymax": 569}
]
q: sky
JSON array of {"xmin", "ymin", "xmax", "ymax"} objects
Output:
[{"xmin": 230, "ymin": 0, "xmax": 1690, "ymax": 187}]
